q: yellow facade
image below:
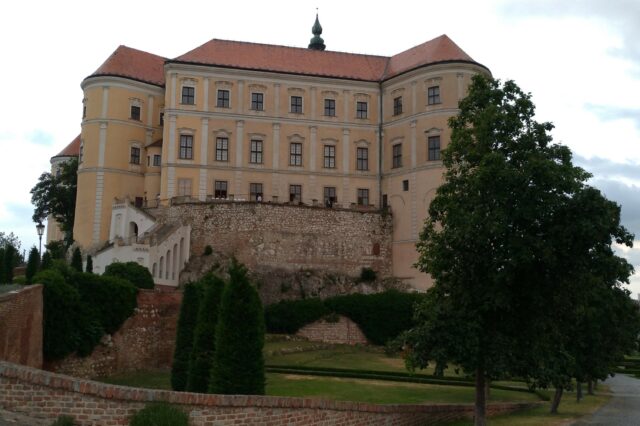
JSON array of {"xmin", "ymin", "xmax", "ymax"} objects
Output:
[{"xmin": 70, "ymin": 35, "xmax": 489, "ymax": 290}]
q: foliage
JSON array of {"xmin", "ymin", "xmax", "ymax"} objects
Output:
[
  {"xmin": 70, "ymin": 272, "xmax": 137, "ymax": 334},
  {"xmin": 204, "ymin": 245, "xmax": 213, "ymax": 255},
  {"xmin": 171, "ymin": 282, "xmax": 202, "ymax": 391},
  {"xmin": 45, "ymin": 240, "xmax": 66, "ymax": 259},
  {"xmin": 405, "ymin": 75, "xmax": 636, "ymax": 423},
  {"xmin": 30, "ymin": 158, "xmax": 78, "ymax": 245},
  {"xmin": 70, "ymin": 247, "xmax": 83, "ymax": 272},
  {"xmin": 186, "ymin": 273, "xmax": 225, "ymax": 393},
  {"xmin": 104, "ymin": 261, "xmax": 154, "ymax": 289},
  {"xmin": 0, "ymin": 231, "xmax": 22, "ymax": 254},
  {"xmin": 210, "ymin": 258, "xmax": 265, "ymax": 395},
  {"xmin": 41, "ymin": 251, "xmax": 52, "ymax": 270},
  {"xmin": 50, "ymin": 415, "xmax": 77, "ymax": 426},
  {"xmin": 129, "ymin": 402, "xmax": 189, "ymax": 426},
  {"xmin": 264, "ymin": 298, "xmax": 329, "ymax": 334},
  {"xmin": 12, "ymin": 276, "xmax": 26, "ymax": 284},
  {"xmin": 25, "ymin": 246, "xmax": 40, "ymax": 284},
  {"xmin": 0, "ymin": 244, "xmax": 17, "ymax": 284},
  {"xmin": 85, "ymin": 255, "xmax": 93, "ymax": 273},
  {"xmin": 359, "ymin": 267, "xmax": 377, "ymax": 282}
]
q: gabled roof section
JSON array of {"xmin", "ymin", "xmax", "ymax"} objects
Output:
[
  {"xmin": 53, "ymin": 134, "xmax": 81, "ymax": 158},
  {"xmin": 385, "ymin": 35, "xmax": 479, "ymax": 79},
  {"xmin": 147, "ymin": 138, "xmax": 163, "ymax": 148},
  {"xmin": 172, "ymin": 39, "xmax": 389, "ymax": 82},
  {"xmin": 86, "ymin": 45, "xmax": 167, "ymax": 87}
]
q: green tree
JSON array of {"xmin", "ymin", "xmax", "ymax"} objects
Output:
[
  {"xmin": 0, "ymin": 232, "xmax": 23, "ymax": 260},
  {"xmin": 41, "ymin": 251, "xmax": 52, "ymax": 270},
  {"xmin": 71, "ymin": 247, "xmax": 83, "ymax": 272},
  {"xmin": 1, "ymin": 244, "xmax": 16, "ymax": 284},
  {"xmin": 45, "ymin": 240, "xmax": 66, "ymax": 260},
  {"xmin": 186, "ymin": 273, "xmax": 225, "ymax": 392},
  {"xmin": 30, "ymin": 158, "xmax": 78, "ymax": 246},
  {"xmin": 104, "ymin": 261, "xmax": 154, "ymax": 289},
  {"xmin": 210, "ymin": 258, "xmax": 265, "ymax": 395},
  {"xmin": 171, "ymin": 282, "xmax": 202, "ymax": 391},
  {"xmin": 25, "ymin": 246, "xmax": 40, "ymax": 284},
  {"xmin": 85, "ymin": 255, "xmax": 93, "ymax": 273},
  {"xmin": 406, "ymin": 76, "xmax": 604, "ymax": 425}
]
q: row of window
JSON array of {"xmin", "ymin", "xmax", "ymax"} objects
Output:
[
  {"xmin": 391, "ymin": 136, "xmax": 441, "ymax": 168},
  {"xmin": 178, "ymin": 179, "xmax": 371, "ymax": 206},
  {"xmin": 392, "ymin": 87, "xmax": 440, "ymax": 116},
  {"xmin": 182, "ymin": 87, "xmax": 372, "ymax": 118},
  {"xmin": 129, "ymin": 148, "xmax": 161, "ymax": 166}
]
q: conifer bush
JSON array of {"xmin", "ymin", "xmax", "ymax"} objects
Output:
[
  {"xmin": 104, "ymin": 261, "xmax": 154, "ymax": 289},
  {"xmin": 171, "ymin": 282, "xmax": 202, "ymax": 391},
  {"xmin": 85, "ymin": 255, "xmax": 93, "ymax": 273},
  {"xmin": 186, "ymin": 273, "xmax": 225, "ymax": 393},
  {"xmin": 70, "ymin": 247, "xmax": 83, "ymax": 272},
  {"xmin": 25, "ymin": 246, "xmax": 40, "ymax": 284},
  {"xmin": 210, "ymin": 258, "xmax": 265, "ymax": 395}
]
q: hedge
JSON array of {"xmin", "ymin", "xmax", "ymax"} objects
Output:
[
  {"xmin": 129, "ymin": 403, "xmax": 188, "ymax": 426},
  {"xmin": 104, "ymin": 261, "xmax": 154, "ymax": 289},
  {"xmin": 264, "ymin": 290, "xmax": 425, "ymax": 345}
]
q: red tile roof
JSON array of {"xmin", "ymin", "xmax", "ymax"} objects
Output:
[
  {"xmin": 84, "ymin": 35, "xmax": 485, "ymax": 87},
  {"xmin": 86, "ymin": 45, "xmax": 166, "ymax": 86},
  {"xmin": 53, "ymin": 134, "xmax": 81, "ymax": 158}
]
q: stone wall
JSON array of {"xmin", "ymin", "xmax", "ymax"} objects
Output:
[
  {"xmin": 0, "ymin": 361, "xmax": 541, "ymax": 426},
  {"xmin": 153, "ymin": 201, "xmax": 392, "ymax": 279},
  {"xmin": 0, "ymin": 285, "xmax": 42, "ymax": 368},
  {"xmin": 47, "ymin": 288, "xmax": 181, "ymax": 378},
  {"xmin": 297, "ymin": 315, "xmax": 368, "ymax": 345}
]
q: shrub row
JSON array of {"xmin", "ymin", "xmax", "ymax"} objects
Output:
[{"xmin": 264, "ymin": 290, "xmax": 425, "ymax": 345}]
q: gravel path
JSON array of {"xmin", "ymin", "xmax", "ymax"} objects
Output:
[{"xmin": 573, "ymin": 374, "xmax": 640, "ymax": 426}]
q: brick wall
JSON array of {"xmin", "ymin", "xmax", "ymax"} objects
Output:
[
  {"xmin": 47, "ymin": 289, "xmax": 181, "ymax": 378},
  {"xmin": 0, "ymin": 361, "xmax": 541, "ymax": 425},
  {"xmin": 297, "ymin": 315, "xmax": 368, "ymax": 345},
  {"xmin": 154, "ymin": 201, "xmax": 392, "ymax": 278},
  {"xmin": 0, "ymin": 285, "xmax": 42, "ymax": 368}
]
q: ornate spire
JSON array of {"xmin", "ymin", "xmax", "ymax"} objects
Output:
[{"xmin": 308, "ymin": 13, "xmax": 326, "ymax": 51}]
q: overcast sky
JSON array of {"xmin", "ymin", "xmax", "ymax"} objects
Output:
[{"xmin": 1, "ymin": 0, "xmax": 639, "ymax": 296}]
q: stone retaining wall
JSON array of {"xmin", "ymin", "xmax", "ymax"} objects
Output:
[
  {"xmin": 0, "ymin": 361, "xmax": 540, "ymax": 426},
  {"xmin": 47, "ymin": 289, "xmax": 181, "ymax": 378},
  {"xmin": 0, "ymin": 285, "xmax": 42, "ymax": 368},
  {"xmin": 296, "ymin": 315, "xmax": 369, "ymax": 345}
]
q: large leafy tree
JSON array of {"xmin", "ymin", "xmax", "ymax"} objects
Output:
[
  {"xmin": 406, "ymin": 76, "xmax": 635, "ymax": 425},
  {"xmin": 30, "ymin": 158, "xmax": 78, "ymax": 246}
]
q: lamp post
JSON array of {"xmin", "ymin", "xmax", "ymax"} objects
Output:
[{"xmin": 36, "ymin": 222, "xmax": 45, "ymax": 256}]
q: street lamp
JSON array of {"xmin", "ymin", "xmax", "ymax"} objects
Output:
[{"xmin": 36, "ymin": 222, "xmax": 45, "ymax": 256}]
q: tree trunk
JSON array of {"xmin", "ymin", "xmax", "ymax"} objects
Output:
[
  {"xmin": 587, "ymin": 379, "xmax": 595, "ymax": 395},
  {"xmin": 576, "ymin": 381, "xmax": 583, "ymax": 402},
  {"xmin": 475, "ymin": 369, "xmax": 487, "ymax": 426},
  {"xmin": 550, "ymin": 387, "xmax": 563, "ymax": 414}
]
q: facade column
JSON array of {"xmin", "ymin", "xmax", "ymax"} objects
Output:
[
  {"xmin": 343, "ymin": 90, "xmax": 350, "ymax": 124},
  {"xmin": 237, "ymin": 80, "xmax": 244, "ymax": 114},
  {"xmin": 309, "ymin": 126, "xmax": 318, "ymax": 202},
  {"xmin": 272, "ymin": 123, "xmax": 281, "ymax": 201},
  {"xmin": 410, "ymin": 120, "xmax": 418, "ymax": 239},
  {"xmin": 166, "ymin": 115, "xmax": 177, "ymax": 198},
  {"xmin": 146, "ymin": 95, "xmax": 154, "ymax": 126},
  {"xmin": 411, "ymin": 81, "xmax": 417, "ymax": 115},
  {"xmin": 274, "ymin": 83, "xmax": 281, "ymax": 118},
  {"xmin": 235, "ymin": 120, "xmax": 244, "ymax": 198},
  {"xmin": 203, "ymin": 78, "xmax": 209, "ymax": 112},
  {"xmin": 457, "ymin": 73, "xmax": 464, "ymax": 101},
  {"xmin": 410, "ymin": 120, "xmax": 417, "ymax": 168},
  {"xmin": 199, "ymin": 118, "xmax": 209, "ymax": 200},
  {"xmin": 310, "ymin": 87, "xmax": 317, "ymax": 120},
  {"xmin": 170, "ymin": 73, "xmax": 177, "ymax": 109},
  {"xmin": 93, "ymin": 121, "xmax": 108, "ymax": 244},
  {"xmin": 342, "ymin": 128, "xmax": 350, "ymax": 205}
]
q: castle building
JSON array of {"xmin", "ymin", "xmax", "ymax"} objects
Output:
[{"xmin": 57, "ymin": 17, "xmax": 490, "ymax": 289}]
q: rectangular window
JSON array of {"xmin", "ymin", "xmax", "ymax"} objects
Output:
[
  {"xmin": 428, "ymin": 135, "xmax": 441, "ymax": 161},
  {"xmin": 130, "ymin": 147, "xmax": 140, "ymax": 164},
  {"xmin": 214, "ymin": 180, "xmax": 228, "ymax": 198},
  {"xmin": 356, "ymin": 101, "xmax": 368, "ymax": 119},
  {"xmin": 217, "ymin": 89, "xmax": 230, "ymax": 108},
  {"xmin": 79, "ymin": 143, "xmax": 83, "ymax": 164},
  {"xmin": 290, "ymin": 96, "xmax": 303, "ymax": 114},
  {"xmin": 289, "ymin": 184, "xmax": 302, "ymax": 202},
  {"xmin": 216, "ymin": 137, "xmax": 229, "ymax": 162},
  {"xmin": 250, "ymin": 140, "xmax": 263, "ymax": 164},
  {"xmin": 179, "ymin": 135, "xmax": 193, "ymax": 159},
  {"xmin": 393, "ymin": 96, "xmax": 403, "ymax": 115},
  {"xmin": 403, "ymin": 180, "xmax": 409, "ymax": 191},
  {"xmin": 82, "ymin": 105, "xmax": 87, "ymax": 119},
  {"xmin": 251, "ymin": 92, "xmax": 264, "ymax": 111},
  {"xmin": 289, "ymin": 143, "xmax": 302, "ymax": 166},
  {"xmin": 159, "ymin": 112, "xmax": 164, "ymax": 126},
  {"xmin": 249, "ymin": 183, "xmax": 263, "ymax": 201},
  {"xmin": 130, "ymin": 105, "xmax": 141, "ymax": 121},
  {"xmin": 324, "ymin": 187, "xmax": 337, "ymax": 207},
  {"xmin": 357, "ymin": 188, "xmax": 369, "ymax": 206},
  {"xmin": 392, "ymin": 144, "xmax": 402, "ymax": 168},
  {"xmin": 324, "ymin": 145, "xmax": 336, "ymax": 168},
  {"xmin": 177, "ymin": 178, "xmax": 192, "ymax": 196},
  {"xmin": 153, "ymin": 154, "xmax": 161, "ymax": 166},
  {"xmin": 428, "ymin": 86, "xmax": 440, "ymax": 105},
  {"xmin": 324, "ymin": 99, "xmax": 336, "ymax": 116},
  {"xmin": 181, "ymin": 86, "xmax": 195, "ymax": 105},
  {"xmin": 356, "ymin": 147, "xmax": 368, "ymax": 171}
]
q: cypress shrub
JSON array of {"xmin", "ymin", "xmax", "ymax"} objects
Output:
[
  {"xmin": 186, "ymin": 273, "xmax": 225, "ymax": 392},
  {"xmin": 25, "ymin": 246, "xmax": 40, "ymax": 284},
  {"xmin": 2, "ymin": 244, "xmax": 15, "ymax": 284},
  {"xmin": 171, "ymin": 281, "xmax": 202, "ymax": 391},
  {"xmin": 70, "ymin": 247, "xmax": 83, "ymax": 272},
  {"xmin": 264, "ymin": 298, "xmax": 329, "ymax": 333},
  {"xmin": 210, "ymin": 258, "xmax": 265, "ymax": 395},
  {"xmin": 85, "ymin": 255, "xmax": 93, "ymax": 273},
  {"xmin": 129, "ymin": 402, "xmax": 188, "ymax": 426},
  {"xmin": 41, "ymin": 251, "xmax": 52, "ymax": 270},
  {"xmin": 104, "ymin": 261, "xmax": 154, "ymax": 289}
]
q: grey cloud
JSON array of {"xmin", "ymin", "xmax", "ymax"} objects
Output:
[
  {"xmin": 501, "ymin": 0, "xmax": 640, "ymax": 69},
  {"xmin": 588, "ymin": 177, "xmax": 640, "ymax": 237},
  {"xmin": 574, "ymin": 155, "xmax": 640, "ymax": 182},
  {"xmin": 584, "ymin": 104, "xmax": 640, "ymax": 130}
]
